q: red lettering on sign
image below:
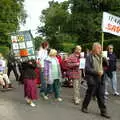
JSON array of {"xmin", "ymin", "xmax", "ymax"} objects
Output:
[{"xmin": 105, "ymin": 23, "xmax": 120, "ymax": 33}]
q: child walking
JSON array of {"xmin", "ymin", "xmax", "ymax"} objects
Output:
[{"xmin": 23, "ymin": 59, "xmax": 38, "ymax": 107}]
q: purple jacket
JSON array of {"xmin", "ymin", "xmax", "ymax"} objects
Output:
[
  {"xmin": 108, "ymin": 52, "xmax": 117, "ymax": 71},
  {"xmin": 44, "ymin": 57, "xmax": 62, "ymax": 84}
]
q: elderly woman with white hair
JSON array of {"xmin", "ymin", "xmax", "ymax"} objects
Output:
[{"xmin": 44, "ymin": 49, "xmax": 63, "ymax": 102}]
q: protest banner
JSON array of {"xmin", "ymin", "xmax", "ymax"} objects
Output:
[
  {"xmin": 101, "ymin": 12, "xmax": 120, "ymax": 50},
  {"xmin": 102, "ymin": 12, "xmax": 120, "ymax": 36}
]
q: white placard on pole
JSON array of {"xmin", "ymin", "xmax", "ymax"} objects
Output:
[
  {"xmin": 79, "ymin": 58, "xmax": 86, "ymax": 69},
  {"xmin": 102, "ymin": 51, "xmax": 108, "ymax": 58},
  {"xmin": 102, "ymin": 12, "xmax": 120, "ymax": 36}
]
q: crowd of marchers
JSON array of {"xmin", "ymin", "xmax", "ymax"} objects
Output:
[{"xmin": 0, "ymin": 41, "xmax": 120, "ymax": 119}]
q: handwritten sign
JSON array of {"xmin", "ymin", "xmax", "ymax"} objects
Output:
[{"xmin": 102, "ymin": 12, "xmax": 120, "ymax": 36}]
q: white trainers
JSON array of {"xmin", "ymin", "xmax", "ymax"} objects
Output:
[
  {"xmin": 105, "ymin": 91, "xmax": 109, "ymax": 96},
  {"xmin": 57, "ymin": 98, "xmax": 63, "ymax": 102},
  {"xmin": 43, "ymin": 96, "xmax": 49, "ymax": 100},
  {"xmin": 25, "ymin": 97, "xmax": 31, "ymax": 104},
  {"xmin": 114, "ymin": 92, "xmax": 119, "ymax": 96},
  {"xmin": 74, "ymin": 99, "xmax": 80, "ymax": 105},
  {"xmin": 30, "ymin": 102, "xmax": 36, "ymax": 107}
]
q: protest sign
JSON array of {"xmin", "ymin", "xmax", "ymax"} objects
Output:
[{"xmin": 102, "ymin": 12, "xmax": 120, "ymax": 36}]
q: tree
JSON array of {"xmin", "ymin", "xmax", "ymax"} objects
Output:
[
  {"xmin": 38, "ymin": 1, "xmax": 71, "ymax": 50},
  {"xmin": 0, "ymin": 0, "xmax": 27, "ymax": 47},
  {"xmin": 69, "ymin": 0, "xmax": 120, "ymax": 44},
  {"xmin": 38, "ymin": 0, "xmax": 120, "ymax": 51},
  {"xmin": 34, "ymin": 36, "xmax": 43, "ymax": 50}
]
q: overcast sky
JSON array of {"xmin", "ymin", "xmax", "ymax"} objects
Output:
[{"xmin": 20, "ymin": 0, "xmax": 67, "ymax": 37}]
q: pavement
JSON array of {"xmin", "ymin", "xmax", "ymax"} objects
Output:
[{"xmin": 0, "ymin": 71, "xmax": 120, "ymax": 120}]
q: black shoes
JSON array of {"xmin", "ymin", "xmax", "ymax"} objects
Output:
[
  {"xmin": 81, "ymin": 107, "xmax": 110, "ymax": 119},
  {"xmin": 81, "ymin": 108, "xmax": 110, "ymax": 119},
  {"xmin": 101, "ymin": 113, "xmax": 111, "ymax": 119},
  {"xmin": 81, "ymin": 108, "xmax": 88, "ymax": 113}
]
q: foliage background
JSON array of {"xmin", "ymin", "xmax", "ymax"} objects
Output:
[
  {"xmin": 36, "ymin": 0, "xmax": 120, "ymax": 56},
  {"xmin": 0, "ymin": 0, "xmax": 27, "ymax": 56}
]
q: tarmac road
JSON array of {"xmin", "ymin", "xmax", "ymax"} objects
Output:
[{"xmin": 0, "ymin": 70, "xmax": 120, "ymax": 120}]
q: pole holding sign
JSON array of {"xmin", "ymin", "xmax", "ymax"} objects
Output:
[{"xmin": 101, "ymin": 32, "xmax": 104, "ymax": 50}]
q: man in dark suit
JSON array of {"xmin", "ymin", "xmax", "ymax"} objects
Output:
[{"xmin": 81, "ymin": 42, "xmax": 110, "ymax": 119}]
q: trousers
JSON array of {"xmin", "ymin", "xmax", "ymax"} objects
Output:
[
  {"xmin": 73, "ymin": 79, "xmax": 81, "ymax": 102},
  {"xmin": 82, "ymin": 79, "xmax": 106, "ymax": 113},
  {"xmin": 105, "ymin": 71, "xmax": 118, "ymax": 93}
]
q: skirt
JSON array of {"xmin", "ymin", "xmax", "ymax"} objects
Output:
[{"xmin": 24, "ymin": 79, "xmax": 38, "ymax": 100}]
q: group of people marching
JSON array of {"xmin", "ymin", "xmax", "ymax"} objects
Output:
[{"xmin": 0, "ymin": 41, "xmax": 120, "ymax": 119}]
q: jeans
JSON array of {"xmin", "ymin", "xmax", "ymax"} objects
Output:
[
  {"xmin": 46, "ymin": 84, "xmax": 53, "ymax": 94},
  {"xmin": 53, "ymin": 79, "xmax": 61, "ymax": 98},
  {"xmin": 40, "ymin": 68, "xmax": 47, "ymax": 96},
  {"xmin": 45, "ymin": 80, "xmax": 61, "ymax": 98},
  {"xmin": 105, "ymin": 71, "xmax": 118, "ymax": 93}
]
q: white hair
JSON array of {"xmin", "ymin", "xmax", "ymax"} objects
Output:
[
  {"xmin": 92, "ymin": 42, "xmax": 101, "ymax": 51},
  {"xmin": 108, "ymin": 44, "xmax": 113, "ymax": 48}
]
